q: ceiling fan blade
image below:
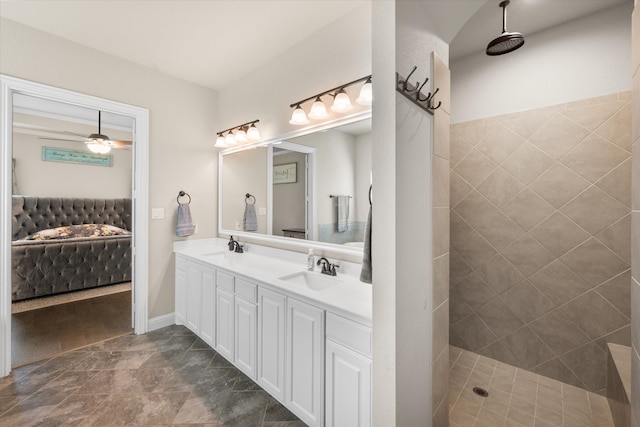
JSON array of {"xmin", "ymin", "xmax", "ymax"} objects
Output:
[
  {"xmin": 39, "ymin": 137, "xmax": 85, "ymax": 143},
  {"xmin": 63, "ymin": 130, "xmax": 91, "ymax": 139},
  {"xmin": 109, "ymin": 140, "xmax": 132, "ymax": 148}
]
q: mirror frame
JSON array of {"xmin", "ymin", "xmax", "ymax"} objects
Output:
[{"xmin": 218, "ymin": 110, "xmax": 371, "ymax": 256}]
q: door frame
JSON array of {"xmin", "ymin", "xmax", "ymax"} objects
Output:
[{"xmin": 0, "ymin": 75, "xmax": 150, "ymax": 377}]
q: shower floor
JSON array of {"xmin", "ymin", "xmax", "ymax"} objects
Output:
[{"xmin": 449, "ymin": 346, "xmax": 615, "ymax": 427}]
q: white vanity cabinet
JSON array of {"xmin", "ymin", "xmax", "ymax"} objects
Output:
[
  {"xmin": 175, "ymin": 254, "xmax": 216, "ymax": 346},
  {"xmin": 257, "ymin": 287, "xmax": 287, "ymax": 401},
  {"xmin": 325, "ymin": 313, "xmax": 372, "ymax": 427},
  {"xmin": 215, "ymin": 271, "xmax": 235, "ymax": 362},
  {"xmin": 234, "ymin": 278, "xmax": 258, "ymax": 380},
  {"xmin": 286, "ymin": 297, "xmax": 325, "ymax": 427}
]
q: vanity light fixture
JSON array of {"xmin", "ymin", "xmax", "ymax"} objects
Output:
[
  {"xmin": 289, "ymin": 75, "xmax": 372, "ymax": 125},
  {"xmin": 215, "ymin": 119, "xmax": 261, "ymax": 148}
]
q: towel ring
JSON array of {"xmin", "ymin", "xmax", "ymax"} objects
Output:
[
  {"xmin": 177, "ymin": 191, "xmax": 191, "ymax": 205},
  {"xmin": 245, "ymin": 193, "xmax": 256, "ymax": 205}
]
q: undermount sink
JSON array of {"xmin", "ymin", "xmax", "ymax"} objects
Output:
[
  {"xmin": 278, "ymin": 271, "xmax": 342, "ymax": 292},
  {"xmin": 201, "ymin": 251, "xmax": 228, "ymax": 260}
]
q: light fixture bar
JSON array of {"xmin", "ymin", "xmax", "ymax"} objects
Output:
[
  {"xmin": 216, "ymin": 119, "xmax": 260, "ymax": 137},
  {"xmin": 289, "ymin": 75, "xmax": 372, "ymax": 108}
]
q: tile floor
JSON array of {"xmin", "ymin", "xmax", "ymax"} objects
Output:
[
  {"xmin": 11, "ymin": 290, "xmax": 132, "ymax": 367},
  {"xmin": 1, "ymin": 325, "xmax": 304, "ymax": 426},
  {"xmin": 449, "ymin": 346, "xmax": 615, "ymax": 427}
]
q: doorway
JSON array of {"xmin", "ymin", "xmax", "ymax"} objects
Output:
[{"xmin": 0, "ymin": 75, "xmax": 150, "ymax": 377}]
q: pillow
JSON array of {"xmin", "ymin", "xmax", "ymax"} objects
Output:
[{"xmin": 22, "ymin": 224, "xmax": 130, "ymax": 240}]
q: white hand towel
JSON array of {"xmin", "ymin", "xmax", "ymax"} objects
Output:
[{"xmin": 176, "ymin": 203, "xmax": 195, "ymax": 237}]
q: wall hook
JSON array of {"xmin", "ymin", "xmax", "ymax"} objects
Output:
[{"xmin": 396, "ymin": 65, "xmax": 441, "ymax": 115}]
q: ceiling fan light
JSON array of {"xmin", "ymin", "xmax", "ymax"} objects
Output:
[
  {"xmin": 330, "ymin": 89, "xmax": 353, "ymax": 113},
  {"xmin": 235, "ymin": 128, "xmax": 248, "ymax": 143},
  {"xmin": 215, "ymin": 135, "xmax": 226, "ymax": 148},
  {"xmin": 356, "ymin": 79, "xmax": 373, "ymax": 105},
  {"xmin": 308, "ymin": 97, "xmax": 329, "ymax": 120},
  {"xmin": 289, "ymin": 105, "xmax": 309, "ymax": 125},
  {"xmin": 86, "ymin": 140, "xmax": 111, "ymax": 154},
  {"xmin": 247, "ymin": 123, "xmax": 261, "ymax": 141}
]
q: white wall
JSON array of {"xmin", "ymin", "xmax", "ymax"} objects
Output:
[
  {"xmin": 218, "ymin": 3, "xmax": 372, "ymax": 154},
  {"xmin": 1, "ymin": 17, "xmax": 219, "ymax": 319},
  {"xmin": 451, "ymin": 2, "xmax": 633, "ymax": 123},
  {"xmin": 12, "ymin": 132, "xmax": 132, "ymax": 198}
]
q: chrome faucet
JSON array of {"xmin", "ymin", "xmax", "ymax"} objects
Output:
[
  {"xmin": 228, "ymin": 236, "xmax": 244, "ymax": 253},
  {"xmin": 317, "ymin": 257, "xmax": 339, "ymax": 276}
]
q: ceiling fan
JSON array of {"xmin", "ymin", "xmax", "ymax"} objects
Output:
[{"xmin": 38, "ymin": 110, "xmax": 132, "ymax": 154}]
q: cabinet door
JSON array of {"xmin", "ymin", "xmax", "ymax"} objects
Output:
[
  {"xmin": 325, "ymin": 340, "xmax": 372, "ymax": 427},
  {"xmin": 235, "ymin": 297, "xmax": 257, "ymax": 379},
  {"xmin": 174, "ymin": 257, "xmax": 188, "ymax": 326},
  {"xmin": 185, "ymin": 262, "xmax": 202, "ymax": 333},
  {"xmin": 215, "ymin": 287, "xmax": 235, "ymax": 362},
  {"xmin": 258, "ymin": 287, "xmax": 286, "ymax": 401},
  {"xmin": 199, "ymin": 267, "xmax": 216, "ymax": 347},
  {"xmin": 286, "ymin": 298, "xmax": 324, "ymax": 427}
]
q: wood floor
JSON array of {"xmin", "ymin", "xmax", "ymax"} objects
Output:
[{"xmin": 11, "ymin": 290, "xmax": 132, "ymax": 367}]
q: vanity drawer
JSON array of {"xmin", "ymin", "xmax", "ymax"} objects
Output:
[
  {"xmin": 326, "ymin": 313, "xmax": 372, "ymax": 357},
  {"xmin": 235, "ymin": 277, "xmax": 257, "ymax": 303},
  {"xmin": 217, "ymin": 271, "xmax": 235, "ymax": 292}
]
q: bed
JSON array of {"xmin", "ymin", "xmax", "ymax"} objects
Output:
[{"xmin": 11, "ymin": 196, "xmax": 132, "ymax": 302}]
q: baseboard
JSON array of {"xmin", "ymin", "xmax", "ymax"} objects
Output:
[{"xmin": 148, "ymin": 312, "xmax": 176, "ymax": 332}]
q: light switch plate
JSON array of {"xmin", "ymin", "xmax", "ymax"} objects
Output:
[
  {"xmin": 258, "ymin": 207, "xmax": 267, "ymax": 216},
  {"xmin": 151, "ymin": 208, "xmax": 164, "ymax": 219}
]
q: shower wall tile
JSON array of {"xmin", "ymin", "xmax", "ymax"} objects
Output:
[
  {"xmin": 595, "ymin": 270, "xmax": 632, "ymax": 319},
  {"xmin": 432, "ymin": 254, "xmax": 449, "ymax": 308},
  {"xmin": 596, "ymin": 214, "xmax": 631, "ymax": 263},
  {"xmin": 502, "ymin": 189, "xmax": 555, "ymax": 231},
  {"xmin": 560, "ymin": 291, "xmax": 629, "ymax": 340},
  {"xmin": 453, "ymin": 148, "xmax": 497, "ymax": 186},
  {"xmin": 596, "ymin": 102, "xmax": 633, "ymax": 151},
  {"xmin": 528, "ymin": 260, "xmax": 591, "ymax": 306},
  {"xmin": 528, "ymin": 114, "xmax": 590, "ymax": 160},
  {"xmin": 502, "ymin": 143, "xmax": 554, "ymax": 185},
  {"xmin": 528, "ymin": 163, "xmax": 590, "ymax": 209},
  {"xmin": 561, "ymin": 186, "xmax": 628, "ymax": 235},
  {"xmin": 560, "ymin": 238, "xmax": 629, "ymax": 286},
  {"xmin": 596, "ymin": 159, "xmax": 632, "ymax": 207},
  {"xmin": 562, "ymin": 100, "xmax": 628, "ymax": 131},
  {"xmin": 561, "ymin": 134, "xmax": 629, "ymax": 183},
  {"xmin": 475, "ymin": 254, "xmax": 524, "ymax": 295},
  {"xmin": 475, "ymin": 123, "xmax": 524, "ymax": 164},
  {"xmin": 528, "ymin": 212, "xmax": 590, "ymax": 257},
  {"xmin": 476, "ymin": 167, "xmax": 524, "ymax": 208},
  {"xmin": 449, "ymin": 93, "xmax": 632, "ymax": 394}
]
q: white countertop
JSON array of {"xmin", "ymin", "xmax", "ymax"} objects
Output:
[{"xmin": 174, "ymin": 238, "xmax": 372, "ymax": 326}]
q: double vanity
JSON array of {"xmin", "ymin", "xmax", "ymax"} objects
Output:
[{"xmin": 173, "ymin": 238, "xmax": 372, "ymax": 427}]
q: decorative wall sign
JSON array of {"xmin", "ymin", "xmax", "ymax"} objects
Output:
[
  {"xmin": 273, "ymin": 162, "xmax": 297, "ymax": 184},
  {"xmin": 42, "ymin": 147, "xmax": 112, "ymax": 167}
]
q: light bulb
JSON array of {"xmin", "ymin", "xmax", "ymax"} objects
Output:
[
  {"xmin": 86, "ymin": 140, "xmax": 111, "ymax": 154},
  {"xmin": 356, "ymin": 79, "xmax": 373, "ymax": 105},
  {"xmin": 225, "ymin": 132, "xmax": 236, "ymax": 145},
  {"xmin": 289, "ymin": 105, "xmax": 309, "ymax": 125},
  {"xmin": 308, "ymin": 97, "xmax": 329, "ymax": 120},
  {"xmin": 235, "ymin": 128, "xmax": 248, "ymax": 143},
  {"xmin": 330, "ymin": 89, "xmax": 353, "ymax": 113},
  {"xmin": 215, "ymin": 135, "xmax": 226, "ymax": 147},
  {"xmin": 247, "ymin": 123, "xmax": 261, "ymax": 140}
]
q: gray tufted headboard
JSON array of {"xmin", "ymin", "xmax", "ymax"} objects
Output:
[{"xmin": 12, "ymin": 196, "xmax": 132, "ymax": 241}]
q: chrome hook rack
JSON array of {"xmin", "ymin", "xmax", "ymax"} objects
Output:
[{"xmin": 396, "ymin": 65, "xmax": 442, "ymax": 114}]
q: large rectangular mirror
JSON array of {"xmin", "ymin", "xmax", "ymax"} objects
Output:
[{"xmin": 219, "ymin": 116, "xmax": 371, "ymax": 253}]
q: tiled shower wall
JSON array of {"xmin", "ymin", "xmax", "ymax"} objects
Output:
[{"xmin": 449, "ymin": 92, "xmax": 632, "ymax": 395}]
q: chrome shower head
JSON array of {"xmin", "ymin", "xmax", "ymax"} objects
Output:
[{"xmin": 486, "ymin": 0, "xmax": 525, "ymax": 56}]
